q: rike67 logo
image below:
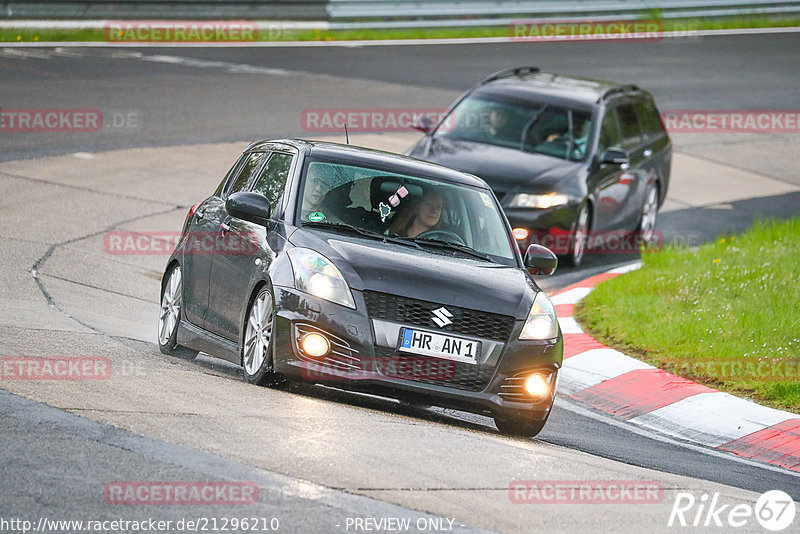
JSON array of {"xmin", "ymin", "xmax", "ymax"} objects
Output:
[{"xmin": 668, "ymin": 490, "xmax": 796, "ymax": 531}]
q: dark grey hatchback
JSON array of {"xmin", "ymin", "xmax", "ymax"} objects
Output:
[
  {"xmin": 158, "ymin": 139, "xmax": 563, "ymax": 436},
  {"xmin": 408, "ymin": 67, "xmax": 672, "ymax": 266}
]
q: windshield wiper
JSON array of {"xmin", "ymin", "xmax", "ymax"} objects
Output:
[
  {"xmin": 302, "ymin": 221, "xmax": 425, "ymax": 250},
  {"xmin": 410, "ymin": 237, "xmax": 496, "ymax": 263}
]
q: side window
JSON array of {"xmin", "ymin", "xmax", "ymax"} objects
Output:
[
  {"xmin": 616, "ymin": 103, "xmax": 643, "ymax": 148},
  {"xmin": 251, "ymin": 152, "xmax": 294, "ymax": 213},
  {"xmin": 598, "ymin": 109, "xmax": 622, "ymax": 156},
  {"xmin": 635, "ymin": 100, "xmax": 666, "ymax": 138},
  {"xmin": 214, "ymin": 153, "xmax": 247, "ymax": 197},
  {"xmin": 224, "ymin": 151, "xmax": 266, "ymax": 198}
]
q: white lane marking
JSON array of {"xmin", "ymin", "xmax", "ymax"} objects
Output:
[
  {"xmin": 0, "ymin": 47, "xmax": 300, "ymax": 76},
  {"xmin": 551, "ymin": 286, "xmax": 593, "ymax": 305},
  {"xmin": 629, "ymin": 392, "xmax": 796, "ymax": 448},
  {"xmin": 559, "ymin": 348, "xmax": 655, "ymax": 395},
  {"xmin": 557, "ymin": 316, "xmax": 583, "ymax": 334},
  {"xmin": 72, "ymin": 153, "xmax": 94, "ymax": 159},
  {"xmin": 556, "ymin": 397, "xmax": 800, "ymax": 478}
]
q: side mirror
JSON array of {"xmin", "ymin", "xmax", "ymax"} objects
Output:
[
  {"xmin": 226, "ymin": 192, "xmax": 271, "ymax": 226},
  {"xmin": 412, "ymin": 114, "xmax": 434, "ymax": 133},
  {"xmin": 524, "ymin": 244, "xmax": 558, "ymax": 276},
  {"xmin": 600, "ymin": 148, "xmax": 629, "ymax": 166}
]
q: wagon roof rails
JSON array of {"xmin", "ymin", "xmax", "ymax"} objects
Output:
[
  {"xmin": 598, "ymin": 84, "xmax": 641, "ymax": 102},
  {"xmin": 480, "ymin": 66, "xmax": 540, "ymax": 84}
]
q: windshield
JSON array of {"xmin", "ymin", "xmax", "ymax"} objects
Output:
[
  {"xmin": 434, "ymin": 94, "xmax": 593, "ymax": 161},
  {"xmin": 298, "ymin": 160, "xmax": 519, "ymax": 266}
]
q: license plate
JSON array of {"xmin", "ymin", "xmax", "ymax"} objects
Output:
[{"xmin": 398, "ymin": 328, "xmax": 480, "ymax": 364}]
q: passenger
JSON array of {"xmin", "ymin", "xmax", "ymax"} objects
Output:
[{"xmin": 389, "ymin": 190, "xmax": 444, "ymax": 238}]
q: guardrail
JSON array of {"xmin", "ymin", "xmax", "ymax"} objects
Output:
[
  {"xmin": 2, "ymin": 1, "xmax": 328, "ymax": 20},
  {"xmin": 4, "ymin": 0, "xmax": 800, "ymax": 21}
]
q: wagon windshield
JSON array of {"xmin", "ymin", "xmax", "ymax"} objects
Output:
[{"xmin": 298, "ymin": 160, "xmax": 519, "ymax": 266}]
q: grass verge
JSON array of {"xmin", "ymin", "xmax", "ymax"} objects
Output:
[
  {"xmin": 574, "ymin": 218, "xmax": 800, "ymax": 414},
  {"xmin": 1, "ymin": 15, "xmax": 799, "ymax": 43}
]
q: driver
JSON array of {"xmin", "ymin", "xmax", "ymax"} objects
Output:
[{"xmin": 389, "ymin": 190, "xmax": 444, "ymax": 238}]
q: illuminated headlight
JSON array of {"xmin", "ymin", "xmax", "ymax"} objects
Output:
[
  {"xmin": 288, "ymin": 248, "xmax": 355, "ymax": 309},
  {"xmin": 509, "ymin": 193, "xmax": 570, "ymax": 209},
  {"xmin": 520, "ymin": 292, "xmax": 558, "ymax": 340}
]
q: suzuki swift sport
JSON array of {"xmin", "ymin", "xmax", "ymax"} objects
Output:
[{"xmin": 158, "ymin": 139, "xmax": 563, "ymax": 436}]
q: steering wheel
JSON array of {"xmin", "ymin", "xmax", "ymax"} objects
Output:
[{"xmin": 416, "ymin": 230, "xmax": 466, "ymax": 246}]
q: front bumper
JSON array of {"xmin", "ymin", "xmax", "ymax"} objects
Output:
[
  {"xmin": 504, "ymin": 203, "xmax": 581, "ymax": 253},
  {"xmin": 271, "ymin": 286, "xmax": 563, "ymax": 420}
]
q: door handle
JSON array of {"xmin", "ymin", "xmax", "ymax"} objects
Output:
[{"xmin": 643, "ymin": 149, "xmax": 653, "ymax": 158}]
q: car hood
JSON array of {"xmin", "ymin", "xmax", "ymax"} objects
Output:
[
  {"xmin": 289, "ymin": 229, "xmax": 536, "ymax": 319},
  {"xmin": 409, "ymin": 136, "xmax": 580, "ymax": 194}
]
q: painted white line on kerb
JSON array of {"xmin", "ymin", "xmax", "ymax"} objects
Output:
[
  {"xmin": 2, "ymin": 26, "xmax": 799, "ymax": 48},
  {"xmin": 629, "ymin": 392, "xmax": 795, "ymax": 448},
  {"xmin": 559, "ymin": 348, "xmax": 655, "ymax": 395},
  {"xmin": 552, "ymin": 287, "xmax": 593, "ymax": 305},
  {"xmin": 557, "ymin": 317, "xmax": 583, "ymax": 334}
]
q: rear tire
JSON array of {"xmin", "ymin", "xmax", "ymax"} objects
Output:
[
  {"xmin": 157, "ymin": 264, "xmax": 199, "ymax": 360},
  {"xmin": 638, "ymin": 182, "xmax": 659, "ymax": 246},
  {"xmin": 242, "ymin": 286, "xmax": 284, "ymax": 387}
]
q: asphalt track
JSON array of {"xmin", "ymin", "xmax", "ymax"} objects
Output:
[{"xmin": 1, "ymin": 34, "xmax": 799, "ymax": 533}]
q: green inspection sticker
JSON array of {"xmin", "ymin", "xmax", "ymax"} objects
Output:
[{"xmin": 309, "ymin": 212, "xmax": 325, "ymax": 222}]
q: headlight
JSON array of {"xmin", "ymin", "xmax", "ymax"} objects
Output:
[
  {"xmin": 509, "ymin": 193, "xmax": 570, "ymax": 209},
  {"xmin": 520, "ymin": 292, "xmax": 558, "ymax": 340},
  {"xmin": 287, "ymin": 248, "xmax": 355, "ymax": 309}
]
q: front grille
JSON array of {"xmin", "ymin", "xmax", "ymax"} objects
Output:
[
  {"xmin": 294, "ymin": 323, "xmax": 361, "ymax": 372},
  {"xmin": 374, "ymin": 348, "xmax": 494, "ymax": 392},
  {"xmin": 363, "ymin": 291, "xmax": 515, "ymax": 343}
]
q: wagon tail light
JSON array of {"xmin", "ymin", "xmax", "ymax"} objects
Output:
[{"xmin": 182, "ymin": 201, "xmax": 203, "ymax": 234}]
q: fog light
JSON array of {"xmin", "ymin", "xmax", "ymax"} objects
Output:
[
  {"xmin": 301, "ymin": 333, "xmax": 330, "ymax": 357},
  {"xmin": 524, "ymin": 374, "xmax": 550, "ymax": 399},
  {"xmin": 513, "ymin": 228, "xmax": 529, "ymax": 240}
]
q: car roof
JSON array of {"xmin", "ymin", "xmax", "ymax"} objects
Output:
[
  {"xmin": 244, "ymin": 138, "xmax": 492, "ymax": 189},
  {"xmin": 475, "ymin": 70, "xmax": 644, "ymax": 110}
]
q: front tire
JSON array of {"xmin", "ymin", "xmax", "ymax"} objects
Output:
[
  {"xmin": 158, "ymin": 264, "xmax": 198, "ymax": 359},
  {"xmin": 494, "ymin": 412, "xmax": 549, "ymax": 438},
  {"xmin": 565, "ymin": 203, "xmax": 590, "ymax": 267},
  {"xmin": 242, "ymin": 286, "xmax": 283, "ymax": 386}
]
